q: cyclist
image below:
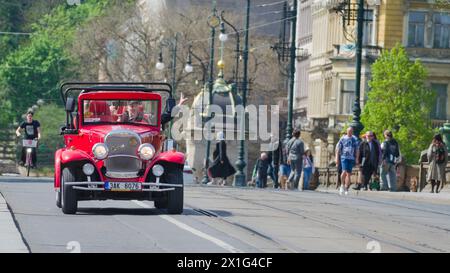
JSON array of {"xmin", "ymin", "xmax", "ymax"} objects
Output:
[{"xmin": 16, "ymin": 111, "xmax": 41, "ymax": 168}]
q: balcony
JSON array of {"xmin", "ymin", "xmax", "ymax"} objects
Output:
[
  {"xmin": 331, "ymin": 44, "xmax": 382, "ymax": 61},
  {"xmin": 406, "ymin": 47, "xmax": 450, "ymax": 61},
  {"xmin": 431, "ymin": 119, "xmax": 448, "ymax": 129}
]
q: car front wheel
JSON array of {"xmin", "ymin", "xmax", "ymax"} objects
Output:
[
  {"xmin": 167, "ymin": 169, "xmax": 183, "ymax": 215},
  {"xmin": 56, "ymin": 190, "xmax": 61, "ymax": 208},
  {"xmin": 61, "ymin": 167, "xmax": 78, "ymax": 214}
]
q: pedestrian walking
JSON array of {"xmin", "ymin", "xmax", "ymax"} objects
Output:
[
  {"xmin": 302, "ymin": 149, "xmax": 314, "ymax": 190},
  {"xmin": 208, "ymin": 131, "xmax": 236, "ymax": 186},
  {"xmin": 278, "ymin": 138, "xmax": 291, "ymax": 190},
  {"xmin": 427, "ymin": 134, "xmax": 448, "ymax": 193},
  {"xmin": 253, "ymin": 152, "xmax": 270, "ymax": 188},
  {"xmin": 269, "ymin": 136, "xmax": 281, "ymax": 188},
  {"xmin": 286, "ymin": 129, "xmax": 305, "ymax": 190},
  {"xmin": 380, "ymin": 130, "xmax": 400, "ymax": 191},
  {"xmin": 354, "ymin": 131, "xmax": 380, "ymax": 191},
  {"xmin": 336, "ymin": 127, "xmax": 360, "ymax": 195}
]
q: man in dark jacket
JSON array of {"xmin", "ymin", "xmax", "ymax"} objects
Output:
[
  {"xmin": 354, "ymin": 131, "xmax": 380, "ymax": 191},
  {"xmin": 380, "ymin": 130, "xmax": 400, "ymax": 191},
  {"xmin": 254, "ymin": 152, "xmax": 270, "ymax": 188}
]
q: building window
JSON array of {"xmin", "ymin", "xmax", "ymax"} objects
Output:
[
  {"xmin": 434, "ymin": 13, "xmax": 450, "ymax": 49},
  {"xmin": 431, "ymin": 84, "xmax": 448, "ymax": 120},
  {"xmin": 340, "ymin": 80, "xmax": 356, "ymax": 115},
  {"xmin": 363, "ymin": 10, "xmax": 374, "ymax": 46},
  {"xmin": 408, "ymin": 11, "xmax": 426, "ymax": 47}
]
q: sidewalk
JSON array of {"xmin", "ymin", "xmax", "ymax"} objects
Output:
[
  {"xmin": 0, "ymin": 192, "xmax": 29, "ymax": 253},
  {"xmin": 316, "ymin": 187, "xmax": 450, "ymax": 206}
]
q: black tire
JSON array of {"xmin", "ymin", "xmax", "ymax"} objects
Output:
[
  {"xmin": 61, "ymin": 167, "xmax": 78, "ymax": 214},
  {"xmin": 56, "ymin": 189, "xmax": 62, "ymax": 208},
  {"xmin": 154, "ymin": 200, "xmax": 168, "ymax": 209},
  {"xmin": 167, "ymin": 169, "xmax": 184, "ymax": 214}
]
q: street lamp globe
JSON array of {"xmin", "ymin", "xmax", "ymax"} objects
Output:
[
  {"xmin": 219, "ymin": 32, "xmax": 228, "ymax": 42},
  {"xmin": 32, "ymin": 105, "xmax": 38, "ymax": 112},
  {"xmin": 37, "ymin": 99, "xmax": 44, "ymax": 106},
  {"xmin": 156, "ymin": 61, "xmax": 165, "ymax": 70},
  {"xmin": 184, "ymin": 63, "xmax": 193, "ymax": 73}
]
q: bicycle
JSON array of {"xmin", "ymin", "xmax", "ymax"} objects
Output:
[{"xmin": 22, "ymin": 138, "xmax": 38, "ymax": 177}]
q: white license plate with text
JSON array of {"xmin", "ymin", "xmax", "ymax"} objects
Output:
[{"xmin": 105, "ymin": 182, "xmax": 142, "ymax": 191}]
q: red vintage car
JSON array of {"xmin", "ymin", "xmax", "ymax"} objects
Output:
[{"xmin": 54, "ymin": 82, "xmax": 184, "ymax": 214}]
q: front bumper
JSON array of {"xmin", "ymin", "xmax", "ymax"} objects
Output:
[{"xmin": 64, "ymin": 181, "xmax": 183, "ymax": 192}]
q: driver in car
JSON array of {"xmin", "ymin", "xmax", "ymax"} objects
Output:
[{"xmin": 118, "ymin": 101, "xmax": 150, "ymax": 123}]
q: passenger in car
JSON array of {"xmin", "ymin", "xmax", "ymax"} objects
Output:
[{"xmin": 118, "ymin": 101, "xmax": 150, "ymax": 123}]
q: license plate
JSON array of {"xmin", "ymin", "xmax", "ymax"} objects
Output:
[{"xmin": 104, "ymin": 182, "xmax": 142, "ymax": 192}]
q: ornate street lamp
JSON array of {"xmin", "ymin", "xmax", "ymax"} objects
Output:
[
  {"xmin": 220, "ymin": 10, "xmax": 242, "ymax": 90},
  {"xmin": 331, "ymin": 0, "xmax": 371, "ymax": 137},
  {"xmin": 271, "ymin": 0, "xmax": 298, "ymax": 143},
  {"xmin": 233, "ymin": 0, "xmax": 251, "ymax": 187},
  {"xmin": 155, "ymin": 33, "xmax": 180, "ymax": 98},
  {"xmin": 186, "ymin": 45, "xmax": 208, "ymax": 85},
  {"xmin": 201, "ymin": 0, "xmax": 221, "ymax": 184}
]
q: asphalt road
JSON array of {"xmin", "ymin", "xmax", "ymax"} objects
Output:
[{"xmin": 1, "ymin": 176, "xmax": 450, "ymax": 253}]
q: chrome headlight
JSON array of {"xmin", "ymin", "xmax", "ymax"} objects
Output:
[
  {"xmin": 152, "ymin": 164, "xmax": 164, "ymax": 177},
  {"xmin": 138, "ymin": 144, "xmax": 155, "ymax": 160},
  {"xmin": 92, "ymin": 143, "xmax": 108, "ymax": 160},
  {"xmin": 82, "ymin": 163, "xmax": 95, "ymax": 176}
]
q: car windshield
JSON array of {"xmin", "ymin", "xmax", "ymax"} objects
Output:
[{"xmin": 83, "ymin": 99, "xmax": 158, "ymax": 126}]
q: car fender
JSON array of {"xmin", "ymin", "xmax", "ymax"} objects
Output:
[
  {"xmin": 144, "ymin": 151, "xmax": 185, "ymax": 178},
  {"xmin": 54, "ymin": 149, "xmax": 63, "ymax": 189},
  {"xmin": 60, "ymin": 149, "xmax": 92, "ymax": 164},
  {"xmin": 55, "ymin": 149, "xmax": 95, "ymax": 188}
]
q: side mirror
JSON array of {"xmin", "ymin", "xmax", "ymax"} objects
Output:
[
  {"xmin": 66, "ymin": 97, "xmax": 76, "ymax": 112},
  {"xmin": 60, "ymin": 125, "xmax": 66, "ymax": 135}
]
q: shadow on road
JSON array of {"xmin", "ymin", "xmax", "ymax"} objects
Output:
[{"xmin": 76, "ymin": 207, "xmax": 199, "ymax": 216}]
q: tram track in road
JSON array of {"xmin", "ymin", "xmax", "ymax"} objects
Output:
[
  {"xmin": 187, "ymin": 204, "xmax": 303, "ymax": 253},
  {"xmin": 197, "ymin": 188, "xmax": 449, "ymax": 252}
]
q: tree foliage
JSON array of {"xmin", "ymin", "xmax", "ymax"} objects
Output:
[
  {"xmin": 33, "ymin": 103, "xmax": 66, "ymax": 165},
  {"xmin": 0, "ymin": 0, "xmax": 117, "ymax": 127},
  {"xmin": 361, "ymin": 44, "xmax": 435, "ymax": 164}
]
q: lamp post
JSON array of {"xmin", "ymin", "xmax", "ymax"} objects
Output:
[
  {"xmin": 349, "ymin": 0, "xmax": 365, "ymax": 138},
  {"xmin": 201, "ymin": 0, "xmax": 221, "ymax": 185},
  {"xmin": 271, "ymin": 0, "xmax": 298, "ymax": 143},
  {"xmin": 233, "ymin": 0, "xmax": 251, "ymax": 187},
  {"xmin": 156, "ymin": 33, "xmax": 180, "ymax": 140},
  {"xmin": 331, "ymin": 0, "xmax": 368, "ymax": 137},
  {"xmin": 220, "ymin": 11, "xmax": 241, "ymax": 86},
  {"xmin": 185, "ymin": 45, "xmax": 208, "ymax": 86},
  {"xmin": 155, "ymin": 33, "xmax": 179, "ymax": 97},
  {"xmin": 286, "ymin": 0, "xmax": 297, "ymax": 142}
]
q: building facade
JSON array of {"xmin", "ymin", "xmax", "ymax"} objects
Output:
[{"xmin": 296, "ymin": 0, "xmax": 450, "ymax": 167}]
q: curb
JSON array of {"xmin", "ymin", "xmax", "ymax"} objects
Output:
[
  {"xmin": 0, "ymin": 192, "xmax": 29, "ymax": 253},
  {"xmin": 316, "ymin": 187, "xmax": 450, "ymax": 206}
]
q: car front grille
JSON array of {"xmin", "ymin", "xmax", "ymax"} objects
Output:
[{"xmin": 104, "ymin": 130, "xmax": 141, "ymax": 177}]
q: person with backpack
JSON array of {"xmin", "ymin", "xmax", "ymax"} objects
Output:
[
  {"xmin": 336, "ymin": 127, "xmax": 360, "ymax": 195},
  {"xmin": 286, "ymin": 129, "xmax": 305, "ymax": 190},
  {"xmin": 427, "ymin": 134, "xmax": 448, "ymax": 193},
  {"xmin": 380, "ymin": 130, "xmax": 400, "ymax": 191}
]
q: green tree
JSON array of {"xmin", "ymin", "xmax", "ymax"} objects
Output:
[
  {"xmin": 33, "ymin": 103, "xmax": 66, "ymax": 165},
  {"xmin": 0, "ymin": 0, "xmax": 115, "ymax": 127},
  {"xmin": 362, "ymin": 44, "xmax": 435, "ymax": 164}
]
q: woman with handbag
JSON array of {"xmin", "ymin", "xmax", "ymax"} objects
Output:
[{"xmin": 427, "ymin": 134, "xmax": 448, "ymax": 193}]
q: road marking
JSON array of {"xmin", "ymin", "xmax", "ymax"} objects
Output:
[{"xmin": 131, "ymin": 200, "xmax": 243, "ymax": 253}]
